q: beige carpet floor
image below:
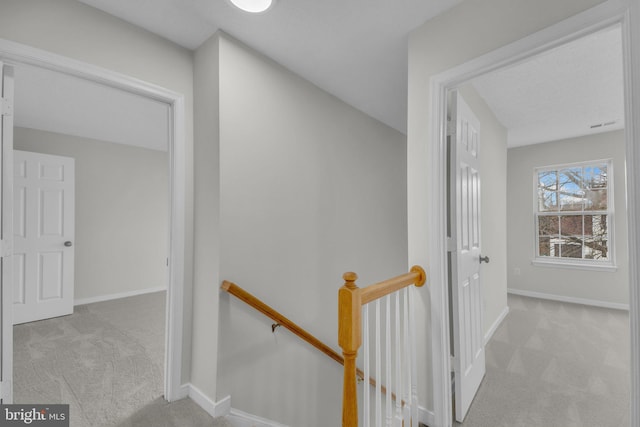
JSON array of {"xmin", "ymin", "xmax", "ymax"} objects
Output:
[
  {"xmin": 17, "ymin": 291, "xmax": 629, "ymax": 426},
  {"xmin": 455, "ymin": 293, "xmax": 630, "ymax": 427},
  {"xmin": 14, "ymin": 291, "xmax": 229, "ymax": 427}
]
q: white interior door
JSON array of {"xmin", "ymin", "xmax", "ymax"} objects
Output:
[
  {"xmin": 1, "ymin": 62, "xmax": 15, "ymax": 402},
  {"xmin": 13, "ymin": 150, "xmax": 74, "ymax": 325},
  {"xmin": 449, "ymin": 90, "xmax": 485, "ymax": 422}
]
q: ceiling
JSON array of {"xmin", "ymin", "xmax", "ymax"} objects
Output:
[
  {"xmin": 13, "ymin": 1, "xmax": 625, "ymax": 150},
  {"xmin": 75, "ymin": 0, "xmax": 463, "ymax": 134},
  {"xmin": 472, "ymin": 25, "xmax": 624, "ymax": 147}
]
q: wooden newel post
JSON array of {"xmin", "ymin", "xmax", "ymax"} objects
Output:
[{"xmin": 338, "ymin": 272, "xmax": 361, "ymax": 427}]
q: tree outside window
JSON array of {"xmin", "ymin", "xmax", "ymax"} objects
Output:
[{"xmin": 535, "ymin": 161, "xmax": 612, "ymax": 263}]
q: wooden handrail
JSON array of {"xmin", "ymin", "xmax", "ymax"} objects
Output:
[
  {"xmin": 220, "ymin": 280, "xmax": 392, "ymax": 397},
  {"xmin": 360, "ymin": 265, "xmax": 426, "ymax": 304},
  {"xmin": 338, "ymin": 265, "xmax": 426, "ymax": 427},
  {"xmin": 221, "ymin": 280, "xmax": 343, "ymax": 365}
]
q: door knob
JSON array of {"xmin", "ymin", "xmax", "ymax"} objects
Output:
[
  {"xmin": 64, "ymin": 241, "xmax": 73, "ymax": 247},
  {"xmin": 479, "ymin": 255, "xmax": 490, "ymax": 264}
]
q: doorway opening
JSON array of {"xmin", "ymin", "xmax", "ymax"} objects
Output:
[
  {"xmin": 0, "ymin": 40, "xmax": 187, "ymax": 405},
  {"xmin": 431, "ymin": 7, "xmax": 638, "ymax": 427},
  {"xmin": 11, "ymin": 61, "xmax": 171, "ymax": 423},
  {"xmin": 447, "ymin": 24, "xmax": 629, "ymax": 425}
]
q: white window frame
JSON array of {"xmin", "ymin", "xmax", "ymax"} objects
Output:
[{"xmin": 532, "ymin": 158, "xmax": 616, "ymax": 271}]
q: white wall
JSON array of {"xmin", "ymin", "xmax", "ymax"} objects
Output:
[
  {"xmin": 458, "ymin": 85, "xmax": 508, "ymax": 339},
  {"xmin": 211, "ymin": 33, "xmax": 408, "ymax": 426},
  {"xmin": 14, "ymin": 127, "xmax": 169, "ymax": 301},
  {"xmin": 507, "ymin": 130, "xmax": 628, "ymax": 306},
  {"xmin": 0, "ymin": 0, "xmax": 195, "ymax": 384},
  {"xmin": 191, "ymin": 33, "xmax": 221, "ymax": 404},
  {"xmin": 408, "ymin": 0, "xmax": 606, "ymax": 412}
]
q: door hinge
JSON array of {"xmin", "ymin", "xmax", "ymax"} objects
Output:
[
  {"xmin": 446, "ymin": 237, "xmax": 456, "ymax": 252},
  {"xmin": 1, "ymin": 97, "xmax": 12, "ymax": 117},
  {"xmin": 446, "ymin": 120, "xmax": 456, "ymax": 136},
  {"xmin": 1, "ymin": 240, "xmax": 12, "ymax": 257}
]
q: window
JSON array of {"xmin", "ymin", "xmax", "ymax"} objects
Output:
[{"xmin": 534, "ymin": 160, "xmax": 613, "ymax": 267}]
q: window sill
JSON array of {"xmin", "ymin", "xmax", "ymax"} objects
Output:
[{"xmin": 531, "ymin": 258, "xmax": 618, "ymax": 272}]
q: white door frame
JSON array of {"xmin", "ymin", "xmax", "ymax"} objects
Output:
[
  {"xmin": 1, "ymin": 62, "xmax": 15, "ymax": 403},
  {"xmin": 0, "ymin": 39, "xmax": 187, "ymax": 402},
  {"xmin": 427, "ymin": 1, "xmax": 640, "ymax": 426}
]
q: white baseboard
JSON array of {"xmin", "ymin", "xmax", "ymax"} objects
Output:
[
  {"xmin": 418, "ymin": 405, "xmax": 435, "ymax": 426},
  {"xmin": 484, "ymin": 306, "xmax": 509, "ymax": 346},
  {"xmin": 74, "ymin": 286, "xmax": 166, "ymax": 306},
  {"xmin": 228, "ymin": 408, "xmax": 289, "ymax": 427},
  {"xmin": 508, "ymin": 288, "xmax": 629, "ymax": 311},
  {"xmin": 187, "ymin": 384, "xmax": 230, "ymax": 418},
  {"xmin": 184, "ymin": 386, "xmax": 285, "ymax": 426}
]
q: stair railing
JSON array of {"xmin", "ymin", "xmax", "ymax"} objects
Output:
[
  {"xmin": 339, "ymin": 266, "xmax": 426, "ymax": 427},
  {"xmin": 220, "ymin": 280, "xmax": 388, "ymax": 393}
]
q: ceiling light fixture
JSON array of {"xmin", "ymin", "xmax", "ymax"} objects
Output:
[{"xmin": 228, "ymin": 0, "xmax": 275, "ymax": 13}]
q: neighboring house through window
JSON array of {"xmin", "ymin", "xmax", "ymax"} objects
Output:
[{"xmin": 534, "ymin": 159, "xmax": 615, "ymax": 269}]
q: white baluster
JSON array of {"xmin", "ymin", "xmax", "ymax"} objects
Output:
[
  {"xmin": 385, "ymin": 295, "xmax": 392, "ymax": 427},
  {"xmin": 403, "ymin": 288, "xmax": 411, "ymax": 424},
  {"xmin": 375, "ymin": 299, "xmax": 382, "ymax": 427},
  {"xmin": 394, "ymin": 292, "xmax": 402, "ymax": 426},
  {"xmin": 409, "ymin": 286, "xmax": 419, "ymax": 426},
  {"xmin": 363, "ymin": 305, "xmax": 370, "ymax": 427}
]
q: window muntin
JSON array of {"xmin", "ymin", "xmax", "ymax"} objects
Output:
[{"xmin": 535, "ymin": 161, "xmax": 612, "ymax": 264}]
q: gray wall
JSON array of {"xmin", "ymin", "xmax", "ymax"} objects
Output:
[
  {"xmin": 14, "ymin": 127, "xmax": 169, "ymax": 301},
  {"xmin": 0, "ymin": 0, "xmax": 195, "ymax": 384},
  {"xmin": 507, "ymin": 130, "xmax": 628, "ymax": 306},
  {"xmin": 210, "ymin": 33, "xmax": 407, "ymax": 426},
  {"xmin": 459, "ymin": 85, "xmax": 509, "ymax": 339},
  {"xmin": 407, "ymin": 0, "xmax": 607, "ymax": 410}
]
